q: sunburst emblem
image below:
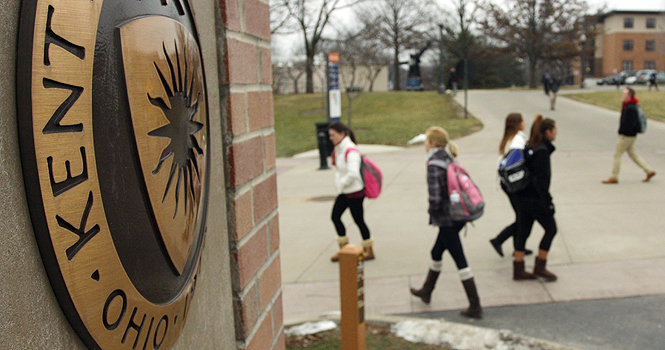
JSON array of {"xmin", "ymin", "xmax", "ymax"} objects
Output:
[{"xmin": 147, "ymin": 41, "xmax": 203, "ymax": 218}]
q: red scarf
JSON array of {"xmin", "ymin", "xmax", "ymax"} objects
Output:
[{"xmin": 622, "ymin": 96, "xmax": 639, "ymax": 110}]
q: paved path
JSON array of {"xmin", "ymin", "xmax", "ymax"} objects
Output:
[{"xmin": 277, "ymin": 89, "xmax": 665, "ymax": 327}]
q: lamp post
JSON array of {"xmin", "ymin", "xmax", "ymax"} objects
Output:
[{"xmin": 580, "ymin": 33, "xmax": 587, "ymax": 88}]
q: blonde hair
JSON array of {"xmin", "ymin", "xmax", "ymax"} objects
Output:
[{"xmin": 426, "ymin": 126, "xmax": 458, "ymax": 158}]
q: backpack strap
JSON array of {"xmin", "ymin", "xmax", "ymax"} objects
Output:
[
  {"xmin": 344, "ymin": 147, "xmax": 361, "ymax": 161},
  {"xmin": 427, "ymin": 158, "xmax": 452, "ymax": 169}
]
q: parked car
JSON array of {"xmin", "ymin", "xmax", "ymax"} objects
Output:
[
  {"xmin": 596, "ymin": 74, "xmax": 621, "ymax": 85},
  {"xmin": 632, "ymin": 69, "xmax": 657, "ymax": 84}
]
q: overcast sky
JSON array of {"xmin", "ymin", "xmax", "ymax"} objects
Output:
[{"xmin": 272, "ymin": 0, "xmax": 665, "ymax": 61}]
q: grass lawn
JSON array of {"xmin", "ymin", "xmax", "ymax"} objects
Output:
[
  {"xmin": 286, "ymin": 324, "xmax": 450, "ymax": 350},
  {"xmin": 565, "ymin": 90, "xmax": 665, "ymax": 123},
  {"xmin": 273, "ymin": 91, "xmax": 483, "ymax": 157}
]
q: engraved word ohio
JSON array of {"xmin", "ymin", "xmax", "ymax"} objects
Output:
[{"xmin": 16, "ymin": 0, "xmax": 210, "ymax": 349}]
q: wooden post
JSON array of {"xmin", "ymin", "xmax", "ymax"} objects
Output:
[{"xmin": 338, "ymin": 244, "xmax": 365, "ymax": 350}]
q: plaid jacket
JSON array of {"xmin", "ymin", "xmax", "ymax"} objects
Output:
[{"xmin": 427, "ymin": 149, "xmax": 453, "ymax": 226}]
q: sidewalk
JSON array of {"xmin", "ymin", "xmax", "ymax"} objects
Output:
[{"xmin": 277, "ymin": 90, "xmax": 665, "ymax": 329}]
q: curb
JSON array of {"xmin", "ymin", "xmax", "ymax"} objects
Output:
[{"xmin": 285, "ymin": 314, "xmax": 583, "ymax": 350}]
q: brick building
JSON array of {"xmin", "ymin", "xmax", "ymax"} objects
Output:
[{"xmin": 592, "ymin": 10, "xmax": 665, "ymax": 76}]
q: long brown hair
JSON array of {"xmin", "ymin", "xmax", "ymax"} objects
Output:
[
  {"xmin": 499, "ymin": 113, "xmax": 523, "ymax": 155},
  {"xmin": 528, "ymin": 115, "xmax": 556, "ymax": 148},
  {"xmin": 328, "ymin": 121, "xmax": 357, "ymax": 143}
]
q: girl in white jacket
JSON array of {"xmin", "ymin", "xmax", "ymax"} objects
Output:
[
  {"xmin": 328, "ymin": 122, "xmax": 374, "ymax": 261},
  {"xmin": 489, "ymin": 113, "xmax": 532, "ymax": 257}
]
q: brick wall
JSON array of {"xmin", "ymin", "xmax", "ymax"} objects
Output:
[
  {"xmin": 217, "ymin": 0, "xmax": 284, "ymax": 349},
  {"xmin": 602, "ymin": 32, "xmax": 665, "ymax": 75}
]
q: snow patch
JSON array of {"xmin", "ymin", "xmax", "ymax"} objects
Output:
[{"xmin": 285, "ymin": 320, "xmax": 338, "ymax": 336}]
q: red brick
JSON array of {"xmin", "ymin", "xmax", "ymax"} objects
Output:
[
  {"xmin": 253, "ymin": 174, "xmax": 278, "ymax": 223},
  {"xmin": 268, "ymin": 214, "xmax": 279, "ymax": 254},
  {"xmin": 264, "ymin": 132, "xmax": 276, "ymax": 171},
  {"xmin": 247, "ymin": 313, "xmax": 273, "ymax": 350},
  {"xmin": 258, "ymin": 257, "xmax": 281, "ymax": 310},
  {"xmin": 238, "ymin": 226, "xmax": 268, "ymax": 289},
  {"xmin": 230, "ymin": 136, "xmax": 264, "ymax": 186},
  {"xmin": 222, "ymin": 0, "xmax": 242, "ymax": 32},
  {"xmin": 260, "ymin": 48, "xmax": 273, "ymax": 85},
  {"xmin": 227, "ymin": 39, "xmax": 258, "ymax": 84},
  {"xmin": 234, "ymin": 191, "xmax": 253, "ymax": 240},
  {"xmin": 271, "ymin": 293, "xmax": 284, "ymax": 339},
  {"xmin": 229, "ymin": 92, "xmax": 248, "ymax": 136},
  {"xmin": 248, "ymin": 91, "xmax": 274, "ymax": 131},
  {"xmin": 241, "ymin": 282, "xmax": 260, "ymax": 335},
  {"xmin": 273, "ymin": 330, "xmax": 286, "ymax": 350},
  {"xmin": 245, "ymin": 0, "xmax": 271, "ymax": 40}
]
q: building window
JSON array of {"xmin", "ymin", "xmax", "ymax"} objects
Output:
[
  {"xmin": 624, "ymin": 17, "xmax": 634, "ymax": 28},
  {"xmin": 623, "ymin": 40, "xmax": 633, "ymax": 51},
  {"xmin": 645, "ymin": 61, "xmax": 656, "ymax": 70},
  {"xmin": 646, "ymin": 40, "xmax": 656, "ymax": 51},
  {"xmin": 622, "ymin": 61, "xmax": 634, "ymax": 72},
  {"xmin": 646, "ymin": 17, "xmax": 656, "ymax": 29}
]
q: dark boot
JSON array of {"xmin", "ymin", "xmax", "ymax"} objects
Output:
[
  {"xmin": 460, "ymin": 278, "xmax": 483, "ymax": 319},
  {"xmin": 489, "ymin": 237, "xmax": 504, "ymax": 257},
  {"xmin": 513, "ymin": 260, "xmax": 536, "ymax": 280},
  {"xmin": 533, "ymin": 257, "xmax": 557, "ymax": 282},
  {"xmin": 410, "ymin": 269, "xmax": 440, "ymax": 304}
]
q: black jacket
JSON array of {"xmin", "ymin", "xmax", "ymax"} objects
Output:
[
  {"xmin": 427, "ymin": 149, "xmax": 454, "ymax": 227},
  {"xmin": 515, "ymin": 139, "xmax": 555, "ymax": 209},
  {"xmin": 619, "ymin": 103, "xmax": 641, "ymax": 137}
]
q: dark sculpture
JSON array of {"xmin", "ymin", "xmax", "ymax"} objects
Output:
[{"xmin": 405, "ymin": 41, "xmax": 432, "ymax": 79}]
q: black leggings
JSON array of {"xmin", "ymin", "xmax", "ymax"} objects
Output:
[
  {"xmin": 514, "ymin": 198, "xmax": 557, "ymax": 252},
  {"xmin": 494, "ymin": 193, "xmax": 519, "ymax": 244},
  {"xmin": 430, "ymin": 222, "xmax": 468, "ymax": 269},
  {"xmin": 331, "ymin": 194, "xmax": 370, "ymax": 240}
]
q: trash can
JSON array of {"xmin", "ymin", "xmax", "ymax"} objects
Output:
[{"xmin": 315, "ymin": 121, "xmax": 333, "ymax": 170}]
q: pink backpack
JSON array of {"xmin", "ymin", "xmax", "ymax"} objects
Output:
[
  {"xmin": 345, "ymin": 148, "xmax": 383, "ymax": 199},
  {"xmin": 428, "ymin": 159, "xmax": 484, "ymax": 222}
]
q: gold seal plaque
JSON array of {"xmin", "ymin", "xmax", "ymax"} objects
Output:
[{"xmin": 16, "ymin": 1, "xmax": 209, "ymax": 349}]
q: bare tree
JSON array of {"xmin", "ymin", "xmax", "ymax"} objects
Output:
[
  {"xmin": 478, "ymin": 0, "xmax": 587, "ymax": 88},
  {"xmin": 356, "ymin": 0, "xmax": 435, "ymax": 90},
  {"xmin": 284, "ymin": 0, "xmax": 362, "ymax": 93},
  {"xmin": 271, "ymin": 0, "xmax": 295, "ymax": 34}
]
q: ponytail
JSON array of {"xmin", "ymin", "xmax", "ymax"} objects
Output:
[
  {"xmin": 426, "ymin": 126, "xmax": 458, "ymax": 158},
  {"xmin": 528, "ymin": 115, "xmax": 556, "ymax": 148},
  {"xmin": 328, "ymin": 121, "xmax": 357, "ymax": 143}
]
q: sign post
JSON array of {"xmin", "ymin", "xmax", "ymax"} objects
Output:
[
  {"xmin": 339, "ymin": 244, "xmax": 365, "ymax": 350},
  {"xmin": 327, "ymin": 52, "xmax": 342, "ymax": 122}
]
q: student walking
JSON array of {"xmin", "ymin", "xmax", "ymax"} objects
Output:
[
  {"xmin": 328, "ymin": 122, "xmax": 375, "ymax": 262},
  {"xmin": 648, "ymin": 72, "xmax": 659, "ymax": 91},
  {"xmin": 489, "ymin": 113, "xmax": 532, "ymax": 257},
  {"xmin": 512, "ymin": 116, "xmax": 559, "ymax": 282},
  {"xmin": 602, "ymin": 88, "xmax": 656, "ymax": 184},
  {"xmin": 410, "ymin": 127, "xmax": 482, "ymax": 318},
  {"xmin": 548, "ymin": 75, "xmax": 561, "ymax": 111}
]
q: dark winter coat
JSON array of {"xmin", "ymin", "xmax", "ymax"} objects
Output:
[
  {"xmin": 427, "ymin": 148, "xmax": 456, "ymax": 227},
  {"xmin": 619, "ymin": 102, "xmax": 641, "ymax": 137},
  {"xmin": 514, "ymin": 139, "xmax": 556, "ymax": 214}
]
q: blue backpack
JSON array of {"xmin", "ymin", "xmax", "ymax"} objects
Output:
[{"xmin": 498, "ymin": 148, "xmax": 531, "ymax": 193}]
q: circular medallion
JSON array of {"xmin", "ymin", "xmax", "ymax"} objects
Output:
[{"xmin": 16, "ymin": 0, "xmax": 210, "ymax": 348}]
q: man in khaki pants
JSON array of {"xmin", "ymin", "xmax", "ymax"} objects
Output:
[{"xmin": 602, "ymin": 87, "xmax": 656, "ymax": 184}]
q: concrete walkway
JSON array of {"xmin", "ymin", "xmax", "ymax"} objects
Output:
[{"xmin": 277, "ymin": 89, "xmax": 665, "ymax": 327}]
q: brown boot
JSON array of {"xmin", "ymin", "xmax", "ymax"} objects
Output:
[
  {"xmin": 410, "ymin": 269, "xmax": 440, "ymax": 304},
  {"xmin": 533, "ymin": 257, "xmax": 557, "ymax": 282},
  {"xmin": 330, "ymin": 236, "xmax": 349, "ymax": 262},
  {"xmin": 361, "ymin": 239, "xmax": 375, "ymax": 261},
  {"xmin": 513, "ymin": 260, "xmax": 536, "ymax": 280},
  {"xmin": 460, "ymin": 277, "xmax": 483, "ymax": 319}
]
